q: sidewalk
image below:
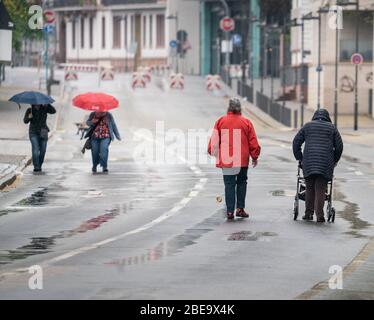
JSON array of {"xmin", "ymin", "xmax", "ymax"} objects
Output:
[{"xmin": 0, "ymin": 67, "xmax": 63, "ymax": 190}]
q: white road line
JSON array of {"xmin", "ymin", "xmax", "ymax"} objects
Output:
[{"xmin": 0, "ymin": 126, "xmax": 209, "ymax": 281}]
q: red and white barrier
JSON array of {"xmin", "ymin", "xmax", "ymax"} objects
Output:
[
  {"xmin": 101, "ymin": 68, "xmax": 115, "ymax": 81},
  {"xmin": 65, "ymin": 70, "xmax": 78, "ymax": 81},
  {"xmin": 206, "ymin": 74, "xmax": 222, "ymax": 91},
  {"xmin": 132, "ymin": 72, "xmax": 147, "ymax": 89},
  {"xmin": 138, "ymin": 66, "xmax": 152, "ymax": 83},
  {"xmin": 169, "ymin": 73, "xmax": 185, "ymax": 89},
  {"xmin": 60, "ymin": 63, "xmax": 98, "ymax": 73}
]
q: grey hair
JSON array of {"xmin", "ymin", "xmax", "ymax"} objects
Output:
[{"xmin": 228, "ymin": 97, "xmax": 242, "ymax": 113}]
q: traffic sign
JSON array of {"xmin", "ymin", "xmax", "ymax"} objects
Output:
[
  {"xmin": 351, "ymin": 53, "xmax": 364, "ymax": 65},
  {"xmin": 43, "ymin": 24, "xmax": 54, "ymax": 34},
  {"xmin": 220, "ymin": 16, "xmax": 235, "ymax": 32},
  {"xmin": 232, "ymin": 34, "xmax": 242, "ymax": 46},
  {"xmin": 169, "ymin": 40, "xmax": 178, "ymax": 48},
  {"xmin": 44, "ymin": 10, "xmax": 55, "ymax": 24}
]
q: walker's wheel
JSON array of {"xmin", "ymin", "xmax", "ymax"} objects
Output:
[
  {"xmin": 331, "ymin": 208, "xmax": 336, "ymax": 223},
  {"xmin": 293, "ymin": 198, "xmax": 299, "ymax": 221},
  {"xmin": 327, "ymin": 204, "xmax": 335, "ymax": 223}
]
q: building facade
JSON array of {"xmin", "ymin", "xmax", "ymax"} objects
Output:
[
  {"xmin": 291, "ymin": 0, "xmax": 374, "ymax": 116},
  {"xmin": 53, "ymin": 0, "xmax": 169, "ymax": 71}
]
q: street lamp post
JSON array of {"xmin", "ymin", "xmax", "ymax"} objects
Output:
[
  {"xmin": 166, "ymin": 13, "xmax": 179, "ymax": 73},
  {"xmin": 337, "ymin": 0, "xmax": 360, "ymax": 130},
  {"xmin": 290, "ymin": 18, "xmax": 305, "ymax": 126}
]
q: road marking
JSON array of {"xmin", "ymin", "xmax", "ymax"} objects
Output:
[
  {"xmin": 0, "ymin": 127, "xmax": 209, "ymax": 281},
  {"xmin": 355, "ymin": 171, "xmax": 363, "ymax": 176}
]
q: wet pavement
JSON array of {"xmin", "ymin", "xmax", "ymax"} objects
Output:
[{"xmin": 0, "ymin": 72, "xmax": 373, "ymax": 299}]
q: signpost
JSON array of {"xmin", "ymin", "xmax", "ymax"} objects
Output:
[
  {"xmin": 351, "ymin": 53, "xmax": 363, "ymax": 65},
  {"xmin": 351, "ymin": 52, "xmax": 363, "ymax": 130},
  {"xmin": 220, "ymin": 16, "xmax": 235, "ymax": 32}
]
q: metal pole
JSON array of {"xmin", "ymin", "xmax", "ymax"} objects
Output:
[
  {"xmin": 260, "ymin": 28, "xmax": 265, "ymax": 93},
  {"xmin": 354, "ymin": 1, "xmax": 359, "ymax": 131},
  {"xmin": 270, "ymin": 47, "xmax": 274, "ymax": 102},
  {"xmin": 282, "ymin": 25, "xmax": 286, "ymax": 108},
  {"xmin": 301, "ymin": 20, "xmax": 305, "ymax": 126},
  {"xmin": 219, "ymin": 0, "xmax": 230, "ymax": 82},
  {"xmin": 176, "ymin": 13, "xmax": 179, "ymax": 73},
  {"xmin": 317, "ymin": 12, "xmax": 321, "ymax": 110},
  {"xmin": 334, "ymin": 15, "xmax": 339, "ymax": 127}
]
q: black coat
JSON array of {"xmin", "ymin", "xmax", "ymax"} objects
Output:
[
  {"xmin": 24, "ymin": 104, "xmax": 56, "ymax": 134},
  {"xmin": 293, "ymin": 109, "xmax": 343, "ymax": 180}
]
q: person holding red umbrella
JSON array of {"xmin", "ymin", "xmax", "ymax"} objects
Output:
[{"xmin": 73, "ymin": 93, "xmax": 121, "ymax": 174}]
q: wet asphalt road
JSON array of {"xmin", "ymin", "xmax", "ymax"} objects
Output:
[{"xmin": 0, "ymin": 74, "xmax": 374, "ymax": 299}]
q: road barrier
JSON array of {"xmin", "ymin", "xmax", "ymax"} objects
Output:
[
  {"xmin": 64, "ymin": 70, "xmax": 78, "ymax": 81},
  {"xmin": 138, "ymin": 66, "xmax": 152, "ymax": 83},
  {"xmin": 237, "ymin": 81, "xmax": 253, "ymax": 104},
  {"xmin": 132, "ymin": 72, "xmax": 147, "ymax": 89},
  {"xmin": 206, "ymin": 74, "xmax": 222, "ymax": 91},
  {"xmin": 169, "ymin": 73, "xmax": 185, "ymax": 89},
  {"xmin": 100, "ymin": 68, "xmax": 115, "ymax": 81},
  {"xmin": 60, "ymin": 63, "xmax": 98, "ymax": 72}
]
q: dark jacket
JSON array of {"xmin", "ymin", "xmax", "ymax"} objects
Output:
[
  {"xmin": 293, "ymin": 109, "xmax": 343, "ymax": 180},
  {"xmin": 23, "ymin": 104, "xmax": 56, "ymax": 134},
  {"xmin": 86, "ymin": 112, "xmax": 121, "ymax": 141}
]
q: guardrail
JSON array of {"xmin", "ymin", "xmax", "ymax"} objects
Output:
[{"xmin": 256, "ymin": 91, "xmax": 297, "ymax": 128}]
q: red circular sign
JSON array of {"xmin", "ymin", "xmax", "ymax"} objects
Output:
[
  {"xmin": 351, "ymin": 53, "xmax": 363, "ymax": 65},
  {"xmin": 220, "ymin": 17, "xmax": 235, "ymax": 32},
  {"xmin": 44, "ymin": 10, "xmax": 55, "ymax": 24}
]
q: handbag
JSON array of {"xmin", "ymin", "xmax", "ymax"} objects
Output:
[{"xmin": 81, "ymin": 116, "xmax": 105, "ymax": 154}]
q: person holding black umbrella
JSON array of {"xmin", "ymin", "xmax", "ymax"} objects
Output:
[{"xmin": 23, "ymin": 104, "xmax": 56, "ymax": 173}]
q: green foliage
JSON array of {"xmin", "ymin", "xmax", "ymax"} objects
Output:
[{"xmin": 3, "ymin": 0, "xmax": 42, "ymax": 52}]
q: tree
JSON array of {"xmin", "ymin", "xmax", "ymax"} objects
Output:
[{"xmin": 3, "ymin": 0, "xmax": 42, "ymax": 52}]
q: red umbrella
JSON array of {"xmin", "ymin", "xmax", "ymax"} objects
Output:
[{"xmin": 72, "ymin": 92, "xmax": 119, "ymax": 112}]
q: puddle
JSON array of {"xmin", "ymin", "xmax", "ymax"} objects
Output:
[
  {"xmin": 342, "ymin": 155, "xmax": 372, "ymax": 168},
  {"xmin": 228, "ymin": 231, "xmax": 278, "ymax": 241},
  {"xmin": 334, "ymin": 188, "xmax": 372, "ymax": 238},
  {"xmin": 270, "ymin": 189, "xmax": 295, "ymax": 197},
  {"xmin": 12, "ymin": 184, "xmax": 68, "ymax": 207},
  {"xmin": 0, "ymin": 209, "xmax": 22, "ymax": 218},
  {"xmin": 0, "ymin": 207, "xmax": 120, "ymax": 265},
  {"xmin": 105, "ymin": 209, "xmax": 226, "ymax": 269}
]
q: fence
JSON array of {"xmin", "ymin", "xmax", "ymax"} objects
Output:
[
  {"xmin": 256, "ymin": 92, "xmax": 296, "ymax": 128},
  {"xmin": 237, "ymin": 81, "xmax": 254, "ymax": 104}
]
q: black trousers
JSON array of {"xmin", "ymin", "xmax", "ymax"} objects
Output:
[
  {"xmin": 222, "ymin": 167, "xmax": 248, "ymax": 213},
  {"xmin": 305, "ymin": 174, "xmax": 328, "ymax": 219}
]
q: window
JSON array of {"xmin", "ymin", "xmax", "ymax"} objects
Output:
[
  {"xmin": 149, "ymin": 15, "xmax": 153, "ymax": 48},
  {"xmin": 89, "ymin": 17, "xmax": 94, "ymax": 49},
  {"xmin": 143, "ymin": 15, "xmax": 147, "ymax": 48},
  {"xmin": 113, "ymin": 16, "xmax": 121, "ymax": 49},
  {"xmin": 156, "ymin": 14, "xmax": 165, "ymax": 48},
  {"xmin": 72, "ymin": 19, "xmax": 76, "ymax": 49},
  {"xmin": 339, "ymin": 11, "xmax": 373, "ymax": 61},
  {"xmin": 81, "ymin": 17, "xmax": 85, "ymax": 48},
  {"xmin": 102, "ymin": 17, "xmax": 106, "ymax": 49}
]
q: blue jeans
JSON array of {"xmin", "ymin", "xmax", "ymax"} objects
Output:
[
  {"xmin": 91, "ymin": 138, "xmax": 111, "ymax": 169},
  {"xmin": 222, "ymin": 167, "xmax": 248, "ymax": 213},
  {"xmin": 30, "ymin": 134, "xmax": 48, "ymax": 170}
]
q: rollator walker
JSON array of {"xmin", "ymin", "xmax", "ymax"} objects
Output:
[{"xmin": 293, "ymin": 162, "xmax": 336, "ymax": 222}]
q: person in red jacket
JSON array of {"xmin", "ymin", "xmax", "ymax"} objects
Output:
[{"xmin": 208, "ymin": 98, "xmax": 261, "ymax": 220}]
